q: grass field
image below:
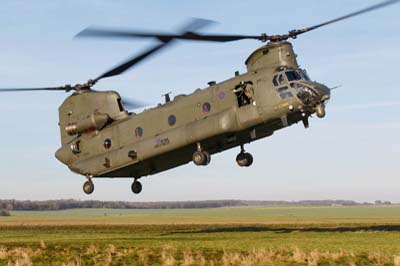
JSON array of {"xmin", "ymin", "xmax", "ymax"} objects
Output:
[{"xmin": 1, "ymin": 206, "xmax": 400, "ymax": 265}]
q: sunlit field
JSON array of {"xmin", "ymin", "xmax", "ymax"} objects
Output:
[{"xmin": 1, "ymin": 206, "xmax": 400, "ymax": 265}]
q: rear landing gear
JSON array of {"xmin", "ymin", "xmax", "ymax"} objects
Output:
[
  {"xmin": 131, "ymin": 179, "xmax": 142, "ymax": 194},
  {"xmin": 83, "ymin": 176, "xmax": 94, "ymax": 195},
  {"xmin": 192, "ymin": 143, "xmax": 211, "ymax": 166},
  {"xmin": 236, "ymin": 145, "xmax": 253, "ymax": 167}
]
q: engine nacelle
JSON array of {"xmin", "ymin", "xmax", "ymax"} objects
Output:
[{"xmin": 65, "ymin": 113, "xmax": 109, "ymax": 135}]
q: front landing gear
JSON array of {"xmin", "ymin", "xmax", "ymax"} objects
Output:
[
  {"xmin": 83, "ymin": 175, "xmax": 94, "ymax": 195},
  {"xmin": 131, "ymin": 179, "xmax": 142, "ymax": 194},
  {"xmin": 236, "ymin": 145, "xmax": 253, "ymax": 167},
  {"xmin": 192, "ymin": 143, "xmax": 211, "ymax": 166}
]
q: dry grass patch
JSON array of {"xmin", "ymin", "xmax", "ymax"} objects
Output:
[
  {"xmin": 161, "ymin": 248, "xmax": 176, "ymax": 266},
  {"xmin": 39, "ymin": 240, "xmax": 46, "ymax": 250},
  {"xmin": 0, "ymin": 244, "xmax": 399, "ymax": 266},
  {"xmin": 394, "ymin": 256, "xmax": 400, "ymax": 266},
  {"xmin": 0, "ymin": 247, "xmax": 8, "ymax": 260}
]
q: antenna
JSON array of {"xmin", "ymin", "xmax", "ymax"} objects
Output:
[{"xmin": 162, "ymin": 92, "xmax": 172, "ymax": 103}]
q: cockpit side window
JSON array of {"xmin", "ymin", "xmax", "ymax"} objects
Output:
[
  {"xmin": 272, "ymin": 75, "xmax": 279, "ymax": 86},
  {"xmin": 277, "ymin": 86, "xmax": 293, "ymax": 100},
  {"xmin": 273, "ymin": 73, "xmax": 288, "ymax": 87},
  {"xmin": 286, "ymin": 71, "xmax": 302, "ymax": 81},
  {"xmin": 278, "ymin": 74, "xmax": 285, "ymax": 85}
]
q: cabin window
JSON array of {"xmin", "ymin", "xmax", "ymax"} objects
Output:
[
  {"xmin": 104, "ymin": 139, "xmax": 112, "ymax": 149},
  {"xmin": 202, "ymin": 102, "xmax": 211, "ymax": 113},
  {"xmin": 277, "ymin": 86, "xmax": 293, "ymax": 100},
  {"xmin": 234, "ymin": 81, "xmax": 254, "ymax": 107},
  {"xmin": 135, "ymin": 127, "xmax": 143, "ymax": 138},
  {"xmin": 168, "ymin": 115, "xmax": 176, "ymax": 126},
  {"xmin": 70, "ymin": 141, "xmax": 81, "ymax": 154}
]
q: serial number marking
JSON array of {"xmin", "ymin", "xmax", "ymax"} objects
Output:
[{"xmin": 154, "ymin": 137, "xmax": 170, "ymax": 148}]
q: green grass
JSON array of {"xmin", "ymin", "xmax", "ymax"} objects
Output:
[
  {"xmin": 1, "ymin": 206, "xmax": 400, "ymax": 265},
  {"xmin": 5, "ymin": 205, "xmax": 400, "ymax": 224}
]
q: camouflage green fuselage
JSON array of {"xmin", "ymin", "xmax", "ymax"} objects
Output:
[{"xmin": 55, "ymin": 42, "xmax": 329, "ymax": 178}]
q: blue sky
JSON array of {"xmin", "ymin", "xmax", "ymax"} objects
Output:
[{"xmin": 0, "ymin": 0, "xmax": 399, "ymax": 201}]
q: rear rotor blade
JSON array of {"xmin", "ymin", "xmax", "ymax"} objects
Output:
[
  {"xmin": 0, "ymin": 86, "xmax": 71, "ymax": 93},
  {"xmin": 0, "ymin": 19, "xmax": 217, "ymax": 93},
  {"xmin": 93, "ymin": 18, "xmax": 216, "ymax": 81},
  {"xmin": 95, "ymin": 42, "xmax": 169, "ymax": 81}
]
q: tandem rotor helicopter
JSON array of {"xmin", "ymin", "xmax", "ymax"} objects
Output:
[{"xmin": 1, "ymin": 0, "xmax": 398, "ymax": 195}]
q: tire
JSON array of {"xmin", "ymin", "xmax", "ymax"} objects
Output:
[
  {"xmin": 193, "ymin": 151, "xmax": 206, "ymax": 166},
  {"xmin": 131, "ymin": 181, "xmax": 142, "ymax": 194},
  {"xmin": 83, "ymin": 180, "xmax": 94, "ymax": 195},
  {"xmin": 244, "ymin": 153, "xmax": 253, "ymax": 167},
  {"xmin": 236, "ymin": 153, "xmax": 248, "ymax": 167},
  {"xmin": 202, "ymin": 151, "xmax": 211, "ymax": 165}
]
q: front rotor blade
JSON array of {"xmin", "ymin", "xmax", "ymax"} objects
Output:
[
  {"xmin": 287, "ymin": 0, "xmax": 400, "ymax": 39},
  {"xmin": 77, "ymin": 28, "xmax": 263, "ymax": 43},
  {"xmin": 77, "ymin": 1, "xmax": 400, "ymax": 43},
  {"xmin": 76, "ymin": 17, "xmax": 218, "ymax": 43},
  {"xmin": 176, "ymin": 17, "xmax": 216, "ymax": 32},
  {"xmin": 76, "ymin": 17, "xmax": 263, "ymax": 43}
]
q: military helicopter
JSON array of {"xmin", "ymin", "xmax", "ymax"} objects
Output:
[{"xmin": 1, "ymin": 0, "xmax": 398, "ymax": 195}]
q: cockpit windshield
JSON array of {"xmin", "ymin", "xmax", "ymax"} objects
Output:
[
  {"xmin": 298, "ymin": 68, "xmax": 311, "ymax": 81},
  {"xmin": 272, "ymin": 67, "xmax": 311, "ymax": 87}
]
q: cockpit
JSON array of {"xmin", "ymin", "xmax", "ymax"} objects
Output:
[
  {"xmin": 271, "ymin": 66, "xmax": 330, "ymax": 113},
  {"xmin": 272, "ymin": 66, "xmax": 314, "ymax": 100},
  {"xmin": 272, "ymin": 66, "xmax": 310, "ymax": 87}
]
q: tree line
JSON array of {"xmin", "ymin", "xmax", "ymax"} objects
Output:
[{"xmin": 0, "ymin": 199, "xmax": 392, "ymax": 211}]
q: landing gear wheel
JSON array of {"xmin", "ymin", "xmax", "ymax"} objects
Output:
[
  {"xmin": 83, "ymin": 180, "xmax": 94, "ymax": 195},
  {"xmin": 193, "ymin": 142, "xmax": 211, "ymax": 166},
  {"xmin": 131, "ymin": 180, "xmax": 142, "ymax": 194},
  {"xmin": 202, "ymin": 151, "xmax": 211, "ymax": 165},
  {"xmin": 193, "ymin": 151, "xmax": 209, "ymax": 166},
  {"xmin": 244, "ymin": 152, "xmax": 253, "ymax": 167},
  {"xmin": 236, "ymin": 152, "xmax": 253, "ymax": 167}
]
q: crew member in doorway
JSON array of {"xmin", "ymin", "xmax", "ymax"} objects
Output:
[{"xmin": 234, "ymin": 81, "xmax": 254, "ymax": 107}]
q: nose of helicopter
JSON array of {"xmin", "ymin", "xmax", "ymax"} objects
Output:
[
  {"xmin": 315, "ymin": 84, "xmax": 331, "ymax": 101},
  {"xmin": 293, "ymin": 81, "xmax": 330, "ymax": 118},
  {"xmin": 312, "ymin": 84, "xmax": 331, "ymax": 118}
]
